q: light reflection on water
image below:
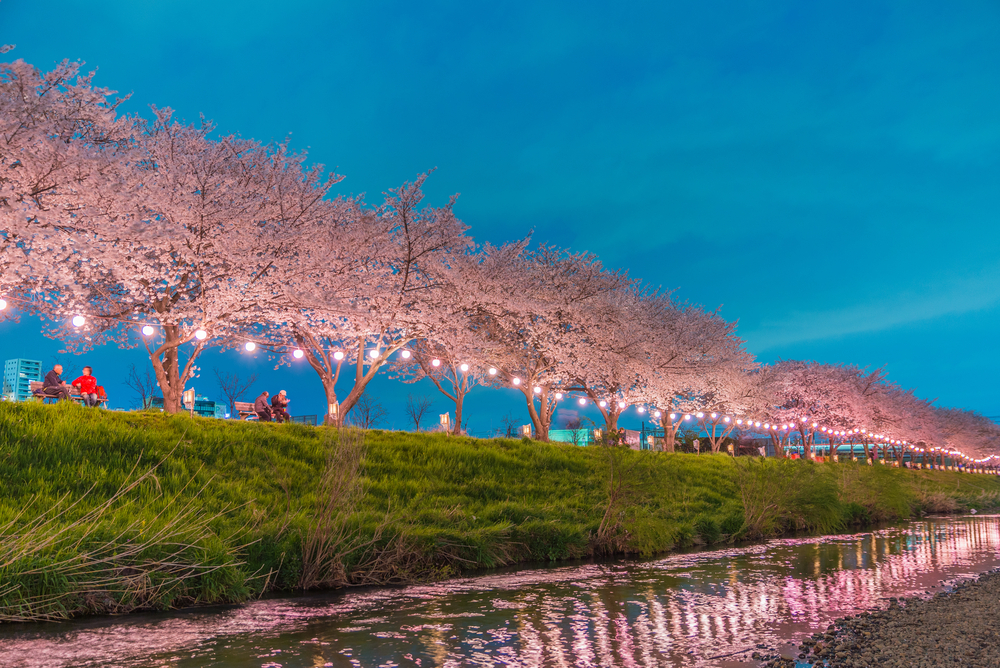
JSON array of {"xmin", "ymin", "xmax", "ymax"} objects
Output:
[{"xmin": 2, "ymin": 516, "xmax": 1000, "ymax": 668}]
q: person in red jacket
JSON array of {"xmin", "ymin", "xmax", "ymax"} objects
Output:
[{"xmin": 72, "ymin": 366, "xmax": 99, "ymax": 407}]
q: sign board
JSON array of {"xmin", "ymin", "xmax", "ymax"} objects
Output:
[
  {"xmin": 519, "ymin": 424, "xmax": 531, "ymax": 437},
  {"xmin": 439, "ymin": 413, "xmax": 451, "ymax": 429}
]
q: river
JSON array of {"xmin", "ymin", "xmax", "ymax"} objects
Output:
[{"xmin": 2, "ymin": 515, "xmax": 999, "ymax": 668}]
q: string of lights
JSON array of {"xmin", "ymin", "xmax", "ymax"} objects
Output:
[{"xmin": 1, "ymin": 299, "xmax": 996, "ymax": 467}]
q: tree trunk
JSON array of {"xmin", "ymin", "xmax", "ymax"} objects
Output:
[
  {"xmin": 329, "ymin": 341, "xmax": 407, "ymax": 426},
  {"xmin": 659, "ymin": 417, "xmax": 680, "ymax": 452},
  {"xmin": 453, "ymin": 389, "xmax": 464, "ymax": 435},
  {"xmin": 147, "ymin": 323, "xmax": 201, "ymax": 414},
  {"xmin": 521, "ymin": 390, "xmax": 549, "ymax": 441},
  {"xmin": 799, "ymin": 427, "xmax": 813, "ymax": 459},
  {"xmin": 322, "ymin": 377, "xmax": 339, "ymax": 425},
  {"xmin": 588, "ymin": 392, "xmax": 620, "ymax": 435},
  {"xmin": 770, "ymin": 432, "xmax": 785, "ymax": 458}
]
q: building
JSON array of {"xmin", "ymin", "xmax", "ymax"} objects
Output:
[
  {"xmin": 2, "ymin": 358, "xmax": 43, "ymax": 402},
  {"xmin": 147, "ymin": 395, "xmax": 226, "ymax": 419}
]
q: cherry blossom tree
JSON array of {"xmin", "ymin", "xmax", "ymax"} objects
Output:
[
  {"xmin": 255, "ymin": 173, "xmax": 470, "ymax": 426},
  {"xmin": 759, "ymin": 361, "xmax": 886, "ymax": 459},
  {"xmin": 561, "ymin": 285, "xmax": 654, "ymax": 435},
  {"xmin": 464, "ymin": 244, "xmax": 630, "ymax": 440},
  {"xmin": 635, "ymin": 298, "xmax": 756, "ymax": 452},
  {"xmin": 5, "ymin": 102, "xmax": 339, "ymax": 412}
]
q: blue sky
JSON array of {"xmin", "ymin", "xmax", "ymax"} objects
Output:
[{"xmin": 2, "ymin": 1, "xmax": 999, "ymax": 428}]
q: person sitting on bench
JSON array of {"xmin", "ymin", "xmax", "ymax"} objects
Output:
[
  {"xmin": 271, "ymin": 390, "xmax": 291, "ymax": 423},
  {"xmin": 72, "ymin": 366, "xmax": 100, "ymax": 407},
  {"xmin": 35, "ymin": 364, "xmax": 71, "ymax": 401},
  {"xmin": 254, "ymin": 391, "xmax": 272, "ymax": 422}
]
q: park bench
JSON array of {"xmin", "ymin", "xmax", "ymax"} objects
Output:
[
  {"xmin": 233, "ymin": 401, "xmax": 257, "ymax": 420},
  {"xmin": 29, "ymin": 380, "xmax": 108, "ymax": 408}
]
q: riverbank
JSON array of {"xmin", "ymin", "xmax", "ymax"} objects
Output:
[
  {"xmin": 2, "ymin": 402, "xmax": 999, "ymax": 622},
  {"xmin": 764, "ymin": 567, "xmax": 1000, "ymax": 667}
]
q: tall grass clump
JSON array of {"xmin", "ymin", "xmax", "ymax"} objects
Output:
[
  {"xmin": 0, "ymin": 453, "xmax": 249, "ymax": 621},
  {"xmin": 731, "ymin": 458, "xmax": 842, "ymax": 539}
]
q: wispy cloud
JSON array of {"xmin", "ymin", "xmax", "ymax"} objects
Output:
[{"xmin": 744, "ymin": 265, "xmax": 1000, "ymax": 352}]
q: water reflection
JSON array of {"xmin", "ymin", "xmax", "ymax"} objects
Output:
[{"xmin": 2, "ymin": 516, "xmax": 1000, "ymax": 668}]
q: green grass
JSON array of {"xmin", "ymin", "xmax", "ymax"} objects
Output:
[{"xmin": 1, "ymin": 401, "xmax": 998, "ymax": 621}]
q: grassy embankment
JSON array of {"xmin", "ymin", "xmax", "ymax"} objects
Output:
[{"xmin": 1, "ymin": 401, "xmax": 999, "ymax": 622}]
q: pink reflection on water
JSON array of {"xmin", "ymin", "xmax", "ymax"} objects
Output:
[{"xmin": 1, "ymin": 516, "xmax": 999, "ymax": 668}]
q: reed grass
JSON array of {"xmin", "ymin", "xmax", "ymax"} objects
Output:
[{"xmin": 2, "ymin": 401, "xmax": 998, "ymax": 621}]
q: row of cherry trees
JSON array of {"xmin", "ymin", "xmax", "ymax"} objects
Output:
[{"xmin": 2, "ymin": 57, "xmax": 998, "ymax": 461}]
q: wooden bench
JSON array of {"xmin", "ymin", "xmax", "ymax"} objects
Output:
[
  {"xmin": 29, "ymin": 381, "xmax": 108, "ymax": 408},
  {"xmin": 234, "ymin": 401, "xmax": 258, "ymax": 420}
]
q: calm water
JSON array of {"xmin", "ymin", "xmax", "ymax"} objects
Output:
[{"xmin": 3, "ymin": 515, "xmax": 1000, "ymax": 668}]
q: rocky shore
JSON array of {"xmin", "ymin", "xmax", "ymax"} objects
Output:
[{"xmin": 762, "ymin": 568, "xmax": 1000, "ymax": 668}]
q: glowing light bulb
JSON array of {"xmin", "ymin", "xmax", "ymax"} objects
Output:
[
  {"xmin": 533, "ymin": 386, "xmax": 542, "ymax": 394},
  {"xmin": 754, "ymin": 421, "xmax": 761, "ymax": 428},
  {"xmin": 488, "ymin": 367, "xmax": 497, "ymax": 375},
  {"xmin": 724, "ymin": 416, "xmax": 731, "ymax": 423},
  {"xmin": 141, "ymin": 325, "xmax": 154, "ymax": 336},
  {"xmin": 512, "ymin": 377, "xmax": 521, "ymax": 386},
  {"xmin": 637, "ymin": 406, "xmax": 645, "ymax": 413},
  {"xmin": 696, "ymin": 411, "xmax": 704, "ymax": 418},
  {"xmin": 764, "ymin": 423, "xmax": 770, "ymax": 429},
  {"xmin": 195, "ymin": 329, "xmax": 208, "ymax": 340},
  {"xmin": 293, "ymin": 349, "xmax": 304, "ymax": 359},
  {"xmin": 0, "ymin": 298, "xmax": 7, "ymax": 310},
  {"xmin": 579, "ymin": 397, "xmax": 587, "ymax": 405},
  {"xmin": 368, "ymin": 349, "xmax": 380, "ymax": 359},
  {"xmin": 333, "ymin": 351, "xmax": 345, "ymax": 361},
  {"xmin": 711, "ymin": 412, "xmax": 717, "ymax": 419},
  {"xmin": 431, "ymin": 358, "xmax": 441, "ymax": 367},
  {"xmin": 555, "ymin": 392, "xmax": 563, "ymax": 400},
  {"xmin": 736, "ymin": 419, "xmax": 743, "ymax": 425},
  {"xmin": 460, "ymin": 363, "xmax": 469, "ymax": 372},
  {"xmin": 72, "ymin": 315, "xmax": 85, "ymax": 327},
  {"xmin": 245, "ymin": 342, "xmax": 256, "ymax": 352},
  {"xmin": 684, "ymin": 414, "xmax": 692, "ymax": 421},
  {"xmin": 654, "ymin": 411, "xmax": 661, "ymax": 418},
  {"xmin": 812, "ymin": 422, "xmax": 817, "ymax": 427},
  {"xmin": 669, "ymin": 413, "xmax": 677, "ymax": 420},
  {"xmin": 618, "ymin": 401, "xmax": 626, "ymax": 409},
  {"xmin": 599, "ymin": 400, "xmax": 607, "ymax": 408},
  {"xmin": 400, "ymin": 350, "xmax": 411, "ymax": 359}
]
